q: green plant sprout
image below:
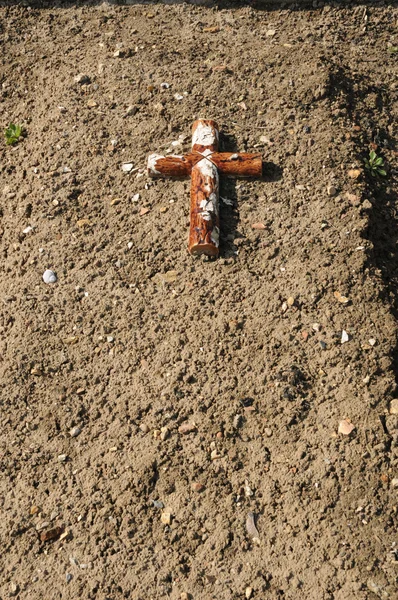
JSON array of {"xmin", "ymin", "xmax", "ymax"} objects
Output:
[
  {"xmin": 364, "ymin": 151, "xmax": 387, "ymax": 177},
  {"xmin": 5, "ymin": 123, "xmax": 24, "ymax": 145}
]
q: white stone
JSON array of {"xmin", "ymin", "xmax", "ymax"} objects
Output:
[{"xmin": 43, "ymin": 269, "xmax": 57, "ymax": 284}]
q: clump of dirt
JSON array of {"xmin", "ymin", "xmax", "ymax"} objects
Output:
[{"xmin": 0, "ymin": 2, "xmax": 397, "ymax": 599}]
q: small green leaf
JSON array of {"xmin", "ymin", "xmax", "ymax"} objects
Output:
[
  {"xmin": 388, "ymin": 46, "xmax": 398, "ymax": 54},
  {"xmin": 374, "ymin": 157, "xmax": 384, "ymax": 166},
  {"xmin": 369, "ymin": 151, "xmax": 376, "ymax": 161},
  {"xmin": 378, "ymin": 169, "xmax": 387, "ymax": 177}
]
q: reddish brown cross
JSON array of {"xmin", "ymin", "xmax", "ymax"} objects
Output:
[{"xmin": 148, "ymin": 119, "xmax": 262, "ymax": 257}]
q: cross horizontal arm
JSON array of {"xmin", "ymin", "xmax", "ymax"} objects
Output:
[{"xmin": 147, "ymin": 152, "xmax": 263, "ymax": 178}]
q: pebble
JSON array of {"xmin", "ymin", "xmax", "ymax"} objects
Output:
[
  {"xmin": 160, "ymin": 82, "xmax": 170, "ymax": 89},
  {"xmin": 341, "ymin": 330, "xmax": 349, "ymax": 344},
  {"xmin": 121, "ymin": 163, "xmax": 134, "ymax": 173},
  {"xmin": 66, "ymin": 573, "xmax": 73, "ymax": 584},
  {"xmin": 160, "ymin": 426, "xmax": 169, "ymax": 441},
  {"xmin": 140, "ymin": 423, "xmax": 149, "ymax": 433},
  {"xmin": 178, "ymin": 422, "xmax": 196, "ymax": 434},
  {"xmin": 43, "ymin": 269, "xmax": 57, "ymax": 284},
  {"xmin": 30, "ymin": 505, "xmax": 40, "ymax": 515},
  {"xmin": 246, "ymin": 512, "xmax": 260, "ymax": 544},
  {"xmin": 58, "ymin": 454, "xmax": 68, "ymax": 463},
  {"xmin": 389, "ymin": 399, "xmax": 398, "ymax": 415},
  {"xmin": 245, "ymin": 587, "xmax": 253, "ymax": 599},
  {"xmin": 74, "ymin": 73, "xmax": 90, "ymax": 84},
  {"xmin": 127, "ymin": 242, "xmax": 134, "ymax": 250},
  {"xmin": 174, "ymin": 93, "xmax": 184, "ymax": 101},
  {"xmin": 151, "ymin": 499, "xmax": 164, "ymax": 509},
  {"xmin": 327, "ymin": 185, "xmax": 337, "ymax": 197},
  {"xmin": 180, "ymin": 594, "xmax": 189, "ymax": 600},
  {"xmin": 161, "ymin": 511, "xmax": 171, "ymax": 525},
  {"xmin": 124, "ymin": 105, "xmax": 138, "ymax": 117},
  {"xmin": 312, "ymin": 323, "xmax": 321, "ymax": 332},
  {"xmin": 70, "ymin": 426, "xmax": 81, "ymax": 438},
  {"xmin": 338, "ymin": 419, "xmax": 355, "ymax": 435},
  {"xmin": 391, "ymin": 478, "xmax": 398, "ymax": 489},
  {"xmin": 264, "ymin": 428, "xmax": 272, "ymax": 437},
  {"xmin": 191, "ymin": 482, "xmax": 205, "ymax": 492},
  {"xmin": 132, "ymin": 193, "xmax": 140, "ymax": 202},
  {"xmin": 319, "ymin": 341, "xmax": 326, "ymax": 350},
  {"xmin": 10, "ymin": 582, "xmax": 19, "ymax": 596}
]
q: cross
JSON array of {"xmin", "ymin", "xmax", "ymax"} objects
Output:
[{"xmin": 147, "ymin": 119, "xmax": 263, "ymax": 257}]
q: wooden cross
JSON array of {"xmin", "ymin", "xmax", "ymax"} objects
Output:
[{"xmin": 147, "ymin": 119, "xmax": 263, "ymax": 257}]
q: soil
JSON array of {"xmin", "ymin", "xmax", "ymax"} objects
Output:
[{"xmin": 1, "ymin": 1, "xmax": 397, "ymax": 599}]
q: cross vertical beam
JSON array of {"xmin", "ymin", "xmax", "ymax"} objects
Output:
[{"xmin": 148, "ymin": 119, "xmax": 263, "ymax": 257}]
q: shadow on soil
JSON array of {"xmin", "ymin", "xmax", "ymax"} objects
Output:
[
  {"xmin": 328, "ymin": 65, "xmax": 398, "ymax": 389},
  {"xmin": 218, "ymin": 131, "xmax": 282, "ymax": 258}
]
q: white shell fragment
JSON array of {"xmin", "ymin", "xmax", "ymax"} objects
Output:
[
  {"xmin": 121, "ymin": 163, "xmax": 134, "ymax": 173},
  {"xmin": 43, "ymin": 270, "xmax": 57, "ymax": 284},
  {"xmin": 341, "ymin": 330, "xmax": 349, "ymax": 344}
]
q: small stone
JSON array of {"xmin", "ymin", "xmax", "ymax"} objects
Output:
[
  {"xmin": 70, "ymin": 426, "xmax": 81, "ymax": 438},
  {"xmin": 369, "ymin": 338, "xmax": 376, "ymax": 346},
  {"xmin": 160, "ymin": 511, "xmax": 171, "ymax": 525},
  {"xmin": 348, "ymin": 168, "xmax": 361, "ymax": 179},
  {"xmin": 43, "ymin": 269, "xmax": 57, "ymax": 284},
  {"xmin": 121, "ymin": 163, "xmax": 134, "ymax": 173},
  {"xmin": 319, "ymin": 341, "xmax": 326, "ymax": 350},
  {"xmin": 252, "ymin": 222, "xmax": 266, "ymax": 230},
  {"xmin": 58, "ymin": 454, "xmax": 68, "ymax": 463},
  {"xmin": 287, "ymin": 296, "xmax": 295, "ymax": 306},
  {"xmin": 246, "ymin": 511, "xmax": 260, "ymax": 543},
  {"xmin": 140, "ymin": 423, "xmax": 149, "ymax": 433},
  {"xmin": 178, "ymin": 422, "xmax": 196, "ymax": 434},
  {"xmin": 174, "ymin": 93, "xmax": 184, "ymax": 101},
  {"xmin": 312, "ymin": 323, "xmax": 321, "ymax": 332},
  {"xmin": 110, "ymin": 198, "xmax": 120, "ymax": 206},
  {"xmin": 124, "ymin": 105, "xmax": 138, "ymax": 117},
  {"xmin": 180, "ymin": 593, "xmax": 189, "ymax": 600},
  {"xmin": 40, "ymin": 526, "xmax": 64, "ymax": 542},
  {"xmin": 338, "ymin": 419, "xmax": 355, "ymax": 436},
  {"xmin": 87, "ymin": 99, "xmax": 98, "ymax": 108},
  {"xmin": 23, "ymin": 225, "xmax": 33, "ymax": 234},
  {"xmin": 341, "ymin": 330, "xmax": 349, "ymax": 344},
  {"xmin": 106, "ymin": 336, "xmax": 114, "ymax": 343},
  {"xmin": 391, "ymin": 478, "xmax": 398, "ymax": 489},
  {"xmin": 66, "ymin": 573, "xmax": 73, "ymax": 584},
  {"xmin": 246, "ymin": 587, "xmax": 253, "ymax": 599},
  {"xmin": 191, "ymin": 482, "xmax": 205, "ymax": 492},
  {"xmin": 127, "ymin": 242, "xmax": 133, "ymax": 250},
  {"xmin": 301, "ymin": 330, "xmax": 309, "ymax": 341},
  {"xmin": 10, "ymin": 582, "xmax": 19, "ymax": 596},
  {"xmin": 389, "ymin": 399, "xmax": 398, "ymax": 415},
  {"xmin": 74, "ymin": 73, "xmax": 90, "ymax": 84},
  {"xmin": 160, "ymin": 82, "xmax": 170, "ymax": 89},
  {"xmin": 264, "ymin": 428, "xmax": 272, "ymax": 437},
  {"xmin": 153, "ymin": 429, "xmax": 161, "ymax": 439},
  {"xmin": 160, "ymin": 426, "xmax": 169, "ymax": 441},
  {"xmin": 210, "ymin": 449, "xmax": 222, "ymax": 460},
  {"xmin": 69, "ymin": 556, "xmax": 79, "ymax": 567},
  {"xmin": 334, "ymin": 291, "xmax": 349, "ymax": 304},
  {"xmin": 233, "ymin": 414, "xmax": 242, "ymax": 429},
  {"xmin": 132, "ymin": 193, "xmax": 140, "ymax": 202},
  {"xmin": 327, "ymin": 185, "xmax": 337, "ymax": 197},
  {"xmin": 30, "ymin": 506, "xmax": 40, "ymax": 515},
  {"xmin": 140, "ymin": 207, "xmax": 150, "ymax": 216},
  {"xmin": 266, "ymin": 29, "xmax": 276, "ymax": 36}
]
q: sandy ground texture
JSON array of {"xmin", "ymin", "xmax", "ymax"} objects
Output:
[{"xmin": 1, "ymin": 1, "xmax": 398, "ymax": 599}]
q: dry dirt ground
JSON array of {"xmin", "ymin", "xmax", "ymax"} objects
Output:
[{"xmin": 1, "ymin": 1, "xmax": 398, "ymax": 599}]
